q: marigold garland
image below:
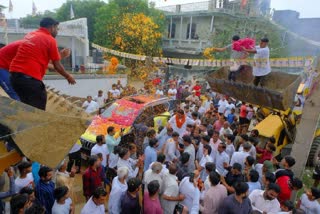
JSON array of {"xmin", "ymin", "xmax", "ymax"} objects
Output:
[{"xmin": 176, "ymin": 114, "xmax": 186, "ymax": 128}]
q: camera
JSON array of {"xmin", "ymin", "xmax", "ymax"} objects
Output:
[
  {"xmin": 189, "ymin": 172, "xmax": 195, "ymax": 183},
  {"xmin": 174, "ymin": 203, "xmax": 184, "ymax": 214}
]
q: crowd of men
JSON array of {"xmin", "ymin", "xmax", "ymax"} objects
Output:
[
  {"xmin": 81, "ymin": 81, "xmax": 126, "ymax": 114},
  {"xmin": 3, "ymin": 74, "xmax": 320, "ymax": 213},
  {"xmin": 0, "ymin": 15, "xmax": 319, "ymax": 214}
]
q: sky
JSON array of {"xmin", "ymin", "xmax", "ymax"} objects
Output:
[{"xmin": 1, "ymin": 0, "xmax": 319, "ymax": 19}]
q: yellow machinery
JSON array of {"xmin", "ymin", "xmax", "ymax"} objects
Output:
[{"xmin": 0, "ymin": 88, "xmax": 91, "ymax": 174}]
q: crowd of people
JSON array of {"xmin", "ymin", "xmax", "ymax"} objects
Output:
[
  {"xmin": 0, "ymin": 15, "xmax": 318, "ymax": 214},
  {"xmin": 81, "ymin": 80, "xmax": 137, "ymax": 114},
  {"xmin": 2, "ymin": 74, "xmax": 320, "ymax": 214}
]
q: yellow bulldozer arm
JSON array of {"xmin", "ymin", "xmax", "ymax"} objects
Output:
[{"xmin": 0, "ymin": 88, "xmax": 91, "ymax": 172}]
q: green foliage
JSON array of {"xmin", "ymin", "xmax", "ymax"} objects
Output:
[
  {"xmin": 148, "ymin": 7, "xmax": 166, "ymax": 36},
  {"xmin": 55, "ymin": 0, "xmax": 106, "ymax": 42},
  {"xmin": 19, "ymin": 10, "xmax": 57, "ymax": 28},
  {"xmin": 108, "ymin": 0, "xmax": 149, "ymax": 14},
  {"xmin": 94, "ymin": 0, "xmax": 165, "ymax": 52},
  {"xmin": 94, "ymin": 1, "xmax": 120, "ymax": 47}
]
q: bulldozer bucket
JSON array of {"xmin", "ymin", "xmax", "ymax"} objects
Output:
[
  {"xmin": 207, "ymin": 66, "xmax": 302, "ymax": 110},
  {"xmin": 0, "ymin": 96, "xmax": 90, "ymax": 169}
]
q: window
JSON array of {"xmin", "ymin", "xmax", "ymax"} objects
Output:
[
  {"xmin": 277, "ymin": 129, "xmax": 286, "ymax": 146},
  {"xmin": 186, "ymin": 23, "xmax": 197, "ymax": 39},
  {"xmin": 167, "ymin": 23, "xmax": 176, "ymax": 38},
  {"xmin": 216, "ymin": 0, "xmax": 224, "ymax": 8}
]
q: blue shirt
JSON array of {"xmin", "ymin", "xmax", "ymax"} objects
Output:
[
  {"xmin": 247, "ymin": 181, "xmax": 262, "ymax": 194},
  {"xmin": 0, "ymin": 176, "xmax": 15, "ymax": 199},
  {"xmin": 156, "ymin": 128, "xmax": 170, "ymax": 151},
  {"xmin": 36, "ymin": 180, "xmax": 55, "ymax": 214},
  {"xmin": 106, "ymin": 134, "xmax": 121, "ymax": 153},
  {"xmin": 144, "ymin": 146, "xmax": 157, "ymax": 171},
  {"xmin": 227, "ymin": 113, "xmax": 235, "ymax": 124},
  {"xmin": 32, "ymin": 162, "xmax": 41, "ymax": 185},
  {"xmin": 214, "ymin": 151, "xmax": 230, "ymax": 176},
  {"xmin": 219, "ymin": 194, "xmax": 252, "ymax": 214}
]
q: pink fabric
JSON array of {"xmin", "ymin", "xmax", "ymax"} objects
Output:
[
  {"xmin": 232, "ymin": 38, "xmax": 256, "ymax": 52},
  {"xmin": 214, "ymin": 120, "xmax": 223, "ymax": 132},
  {"xmin": 143, "ymin": 192, "xmax": 163, "ymax": 214}
]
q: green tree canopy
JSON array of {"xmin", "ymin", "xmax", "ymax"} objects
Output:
[
  {"xmin": 19, "ymin": 10, "xmax": 57, "ymax": 28},
  {"xmin": 55, "ymin": 0, "xmax": 106, "ymax": 42},
  {"xmin": 94, "ymin": 0, "xmax": 165, "ymax": 52}
]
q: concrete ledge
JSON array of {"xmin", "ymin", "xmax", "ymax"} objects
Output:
[
  {"xmin": 43, "ymin": 74, "xmax": 128, "ymax": 98},
  {"xmin": 44, "ymin": 74, "xmax": 127, "ymax": 80}
]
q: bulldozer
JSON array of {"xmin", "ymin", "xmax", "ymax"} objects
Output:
[
  {"xmin": 207, "ymin": 65, "xmax": 320, "ymax": 167},
  {"xmin": 0, "ymin": 87, "xmax": 92, "ymax": 174}
]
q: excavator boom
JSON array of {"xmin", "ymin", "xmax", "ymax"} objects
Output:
[{"xmin": 0, "ymin": 89, "xmax": 91, "ymax": 172}]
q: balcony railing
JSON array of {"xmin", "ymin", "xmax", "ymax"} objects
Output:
[
  {"xmin": 157, "ymin": 1, "xmax": 211, "ymax": 13},
  {"xmin": 162, "ymin": 38, "xmax": 212, "ymax": 51},
  {"xmin": 156, "ymin": 1, "xmax": 257, "ymax": 17}
]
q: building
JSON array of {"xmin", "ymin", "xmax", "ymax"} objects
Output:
[
  {"xmin": 273, "ymin": 10, "xmax": 320, "ymax": 42},
  {"xmin": 158, "ymin": 0, "xmax": 271, "ymax": 57},
  {"xmin": 0, "ymin": 18, "xmax": 89, "ymax": 70}
]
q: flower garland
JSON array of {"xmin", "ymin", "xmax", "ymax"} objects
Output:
[{"xmin": 176, "ymin": 114, "xmax": 186, "ymax": 128}]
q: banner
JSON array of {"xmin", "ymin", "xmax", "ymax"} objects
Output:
[{"xmin": 91, "ymin": 43, "xmax": 315, "ymax": 69}]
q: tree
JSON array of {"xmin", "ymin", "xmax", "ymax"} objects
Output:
[
  {"xmin": 94, "ymin": 1, "xmax": 121, "ymax": 47},
  {"xmin": 19, "ymin": 10, "xmax": 57, "ymax": 28},
  {"xmin": 94, "ymin": 0, "xmax": 165, "ymax": 56},
  {"xmin": 55, "ymin": 0, "xmax": 106, "ymax": 42},
  {"xmin": 113, "ymin": 13, "xmax": 162, "ymax": 56}
]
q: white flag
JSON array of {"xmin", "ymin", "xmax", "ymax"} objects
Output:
[
  {"xmin": 9, "ymin": 0, "xmax": 13, "ymax": 13},
  {"xmin": 70, "ymin": 4, "xmax": 75, "ymax": 19},
  {"xmin": 32, "ymin": 1, "xmax": 37, "ymax": 16}
]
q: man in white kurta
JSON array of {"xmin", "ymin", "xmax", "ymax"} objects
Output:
[
  {"xmin": 179, "ymin": 170, "xmax": 200, "ymax": 212},
  {"xmin": 108, "ymin": 167, "xmax": 128, "ymax": 214},
  {"xmin": 164, "ymin": 132, "xmax": 180, "ymax": 162},
  {"xmin": 143, "ymin": 162, "xmax": 163, "ymax": 193},
  {"xmin": 161, "ymin": 165, "xmax": 183, "ymax": 214},
  {"xmin": 168, "ymin": 110, "xmax": 195, "ymax": 138}
]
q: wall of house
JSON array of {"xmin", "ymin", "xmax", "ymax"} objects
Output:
[
  {"xmin": 166, "ymin": 15, "xmax": 213, "ymax": 40},
  {"xmin": 0, "ymin": 32, "xmax": 87, "ymax": 69}
]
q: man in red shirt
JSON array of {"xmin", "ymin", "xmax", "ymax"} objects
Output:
[
  {"xmin": 9, "ymin": 17, "xmax": 76, "ymax": 110},
  {"xmin": 0, "ymin": 41, "xmax": 21, "ymax": 100},
  {"xmin": 276, "ymin": 176, "xmax": 302, "ymax": 205},
  {"xmin": 82, "ymin": 155, "xmax": 103, "ymax": 201},
  {"xmin": 192, "ymin": 81, "xmax": 202, "ymax": 97},
  {"xmin": 0, "ymin": 40, "xmax": 70, "ymax": 101},
  {"xmin": 152, "ymin": 75, "xmax": 161, "ymax": 86},
  {"xmin": 256, "ymin": 143, "xmax": 276, "ymax": 164},
  {"xmin": 239, "ymin": 102, "xmax": 247, "ymax": 125}
]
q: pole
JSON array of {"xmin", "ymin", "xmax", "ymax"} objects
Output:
[
  {"xmin": 210, "ymin": 16, "xmax": 214, "ymax": 32},
  {"xmin": 179, "ymin": 16, "xmax": 183, "ymax": 46},
  {"xmin": 71, "ymin": 37, "xmax": 76, "ymax": 72},
  {"xmin": 169, "ymin": 16, "xmax": 173, "ymax": 39},
  {"xmin": 189, "ymin": 16, "xmax": 193, "ymax": 41}
]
